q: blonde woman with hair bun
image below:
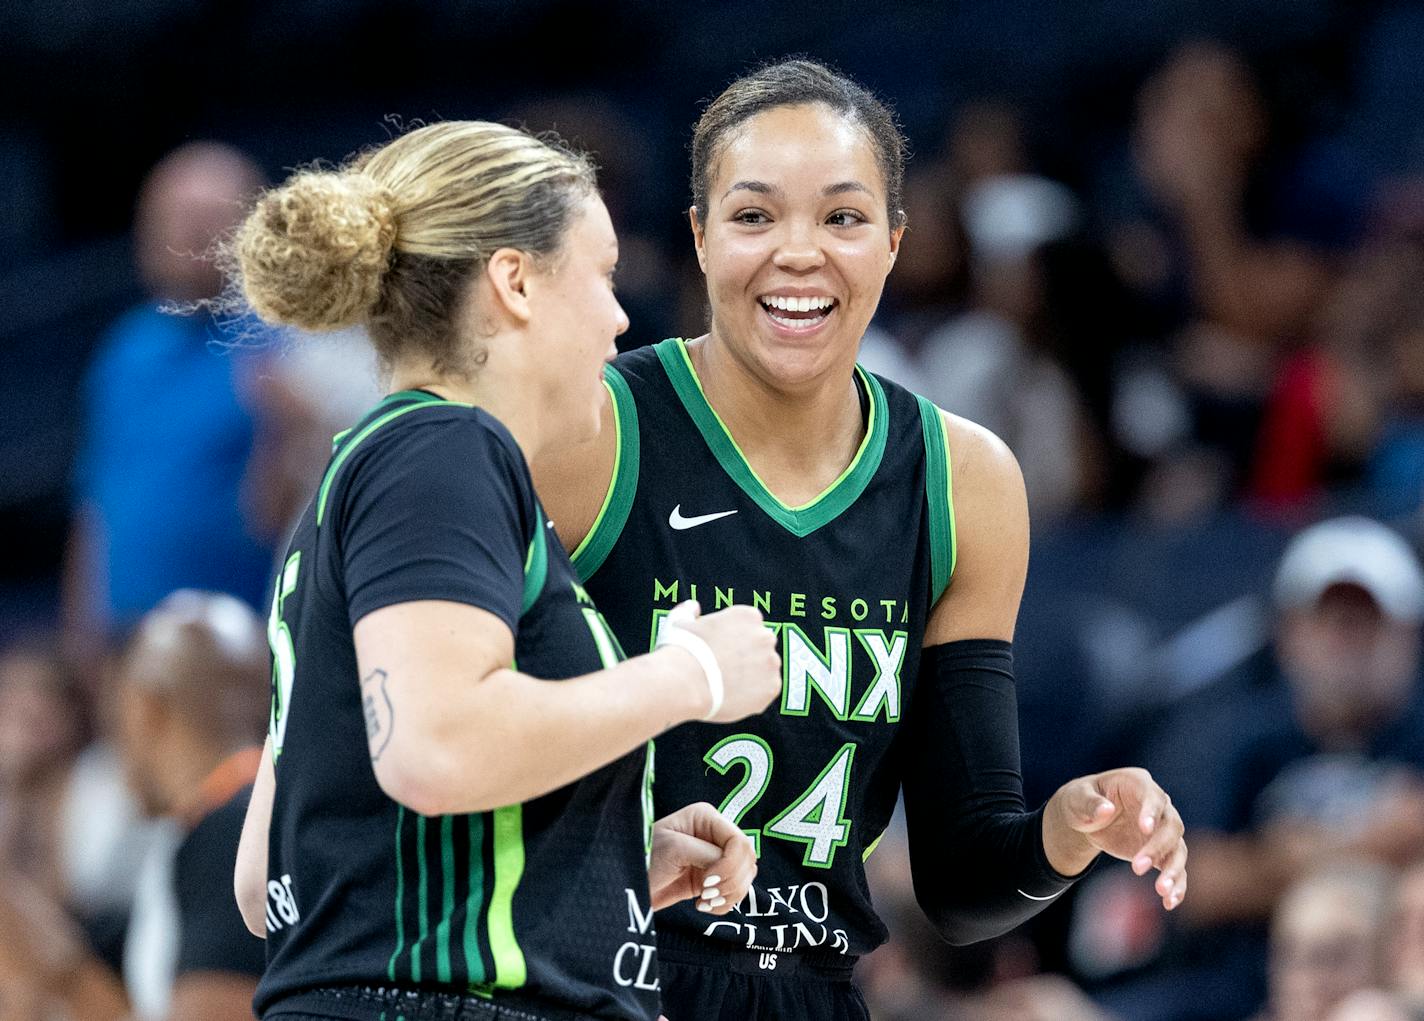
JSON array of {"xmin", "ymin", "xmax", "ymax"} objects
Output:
[{"xmin": 231, "ymin": 121, "xmax": 781, "ymax": 1021}]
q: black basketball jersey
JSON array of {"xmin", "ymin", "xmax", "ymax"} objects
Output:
[
  {"xmin": 255, "ymin": 390, "xmax": 659, "ymax": 1021},
  {"xmin": 574, "ymin": 339, "xmax": 955, "ymax": 962}
]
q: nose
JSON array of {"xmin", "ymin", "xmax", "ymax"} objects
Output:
[
  {"xmin": 614, "ymin": 298, "xmax": 630, "ymax": 336},
  {"xmin": 772, "ymin": 219, "xmax": 825, "ymax": 273}
]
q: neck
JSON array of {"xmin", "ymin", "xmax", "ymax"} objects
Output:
[
  {"xmin": 689, "ymin": 330, "xmax": 865, "ymax": 502},
  {"xmin": 389, "ymin": 345, "xmax": 545, "ymax": 462}
]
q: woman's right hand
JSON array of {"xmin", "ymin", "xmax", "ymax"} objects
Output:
[{"xmin": 667, "ymin": 601, "xmax": 780, "ymax": 723}]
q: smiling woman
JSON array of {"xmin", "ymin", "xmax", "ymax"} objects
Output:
[
  {"xmin": 689, "ymin": 95, "xmax": 905, "ymax": 408},
  {"xmin": 534, "ymin": 58, "xmax": 1189, "ymax": 1021}
]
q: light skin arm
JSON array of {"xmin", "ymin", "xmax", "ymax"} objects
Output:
[
  {"xmin": 355, "ymin": 600, "xmax": 714, "ymax": 817},
  {"xmin": 648, "ymin": 802, "xmax": 758, "ymax": 914},
  {"xmin": 235, "ymin": 735, "xmax": 274, "ymax": 939},
  {"xmin": 926, "ymin": 412, "xmax": 1187, "ymax": 908}
]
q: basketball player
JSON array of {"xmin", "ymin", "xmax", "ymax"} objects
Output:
[
  {"xmin": 533, "ymin": 61, "xmax": 1188, "ymax": 1020},
  {"xmin": 228, "ymin": 121, "xmax": 781, "ymax": 1021}
]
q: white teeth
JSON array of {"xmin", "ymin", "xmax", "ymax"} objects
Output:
[{"xmin": 761, "ymin": 295, "xmax": 834, "ymax": 312}]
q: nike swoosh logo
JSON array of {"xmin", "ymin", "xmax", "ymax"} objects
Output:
[{"xmin": 668, "ymin": 505, "xmax": 739, "ymax": 530}]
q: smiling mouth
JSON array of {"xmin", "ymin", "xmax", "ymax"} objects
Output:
[{"xmin": 758, "ymin": 294, "xmax": 838, "ymax": 331}]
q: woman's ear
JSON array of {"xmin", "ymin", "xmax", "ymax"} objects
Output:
[
  {"xmin": 484, "ymin": 248, "xmax": 534, "ymax": 324},
  {"xmin": 887, "ymin": 221, "xmax": 906, "ymax": 273},
  {"xmin": 689, "ymin": 207, "xmax": 708, "ymax": 274}
]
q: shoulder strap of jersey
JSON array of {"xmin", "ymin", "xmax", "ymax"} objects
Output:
[
  {"xmin": 570, "ymin": 363, "xmax": 639, "ymax": 580},
  {"xmin": 915, "ymin": 395, "xmax": 958, "ymax": 604},
  {"xmin": 316, "ymin": 389, "xmax": 467, "ymax": 527}
]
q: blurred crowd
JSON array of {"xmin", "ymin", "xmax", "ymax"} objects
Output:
[{"xmin": 5, "ymin": 1, "xmax": 1424, "ymax": 1019}]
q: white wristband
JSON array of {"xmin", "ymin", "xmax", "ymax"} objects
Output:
[{"xmin": 658, "ymin": 626, "xmax": 724, "ymax": 720}]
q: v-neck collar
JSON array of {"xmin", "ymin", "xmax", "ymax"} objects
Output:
[{"xmin": 653, "ymin": 338, "xmax": 888, "ymax": 538}]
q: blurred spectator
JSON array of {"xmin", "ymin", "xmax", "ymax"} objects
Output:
[
  {"xmin": 1084, "ymin": 515, "xmax": 1424, "ymax": 1020},
  {"xmin": 1355, "ymin": 195, "xmax": 1424, "ymax": 518},
  {"xmin": 862, "ymin": 100, "xmax": 1102, "ymax": 521},
  {"xmin": 1389, "ymin": 859, "xmax": 1424, "ymax": 1015},
  {"xmin": 241, "ymin": 329, "xmax": 381, "ymax": 546},
  {"xmin": 1174, "ymin": 515, "xmax": 1424, "ymax": 917},
  {"xmin": 0, "ymin": 638, "xmax": 89, "ymax": 899},
  {"xmin": 917, "ymin": 171, "xmax": 1096, "ymax": 520},
  {"xmin": 968, "ymin": 973, "xmax": 1121, "ymax": 1021},
  {"xmin": 63, "ymin": 142, "xmax": 275, "ymax": 668},
  {"xmin": 0, "ymin": 636, "xmax": 157, "ymax": 973},
  {"xmin": 1099, "ymin": 41, "xmax": 1365, "ymax": 508},
  {"xmin": 1326, "ymin": 989, "xmax": 1417, "ymax": 1021},
  {"xmin": 1255, "ymin": 861, "xmax": 1396, "ymax": 1021},
  {"xmin": 116, "ymin": 589, "xmax": 268, "ymax": 1020},
  {"xmin": 2, "ymin": 590, "xmax": 268, "ymax": 1020}
]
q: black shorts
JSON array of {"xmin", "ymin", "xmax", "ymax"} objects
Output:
[
  {"xmin": 656, "ymin": 934, "xmax": 869, "ymax": 1021},
  {"xmin": 263, "ymin": 985, "xmax": 593, "ymax": 1021}
]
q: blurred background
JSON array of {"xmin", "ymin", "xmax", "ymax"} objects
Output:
[{"xmin": 5, "ymin": 0, "xmax": 1424, "ymax": 1018}]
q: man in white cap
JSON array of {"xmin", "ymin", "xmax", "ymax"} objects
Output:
[
  {"xmin": 1080, "ymin": 516, "xmax": 1424, "ymax": 1021},
  {"xmin": 1270, "ymin": 517, "xmax": 1424, "ymax": 749}
]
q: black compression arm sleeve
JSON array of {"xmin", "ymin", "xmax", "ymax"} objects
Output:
[{"xmin": 901, "ymin": 639, "xmax": 1088, "ymax": 945}]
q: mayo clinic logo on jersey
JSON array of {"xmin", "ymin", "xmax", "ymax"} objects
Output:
[
  {"xmin": 702, "ymin": 881, "xmax": 850, "ymax": 955},
  {"xmin": 613, "ymin": 888, "xmax": 659, "ymax": 992}
]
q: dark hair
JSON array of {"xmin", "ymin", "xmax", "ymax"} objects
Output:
[{"xmin": 691, "ymin": 58, "xmax": 908, "ymax": 229}]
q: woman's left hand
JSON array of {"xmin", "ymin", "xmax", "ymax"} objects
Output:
[
  {"xmin": 1045, "ymin": 767, "xmax": 1188, "ymax": 911},
  {"xmin": 648, "ymin": 802, "xmax": 757, "ymax": 913}
]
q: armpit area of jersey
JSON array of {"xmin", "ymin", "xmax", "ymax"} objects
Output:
[{"xmin": 902, "ymin": 639, "xmax": 1086, "ymax": 946}]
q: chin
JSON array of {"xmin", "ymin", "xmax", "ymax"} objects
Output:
[{"xmin": 749, "ymin": 329, "xmax": 851, "ymax": 388}]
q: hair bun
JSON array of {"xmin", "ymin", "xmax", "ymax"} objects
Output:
[{"xmin": 235, "ymin": 171, "xmax": 397, "ymax": 331}]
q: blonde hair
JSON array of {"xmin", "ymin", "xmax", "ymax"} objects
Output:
[{"xmin": 232, "ymin": 121, "xmax": 596, "ymax": 373}]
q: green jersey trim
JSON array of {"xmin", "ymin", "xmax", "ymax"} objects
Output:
[
  {"xmin": 317, "ymin": 390, "xmax": 468, "ymax": 526},
  {"xmin": 862, "ymin": 830, "xmax": 885, "ymax": 862},
  {"xmin": 463, "ymin": 814, "xmax": 488, "ymax": 985},
  {"xmin": 521, "ymin": 507, "xmax": 549, "ymax": 616},
  {"xmin": 387, "ymin": 805, "xmax": 408, "ymax": 981},
  {"xmin": 435, "ymin": 814, "xmax": 456, "ymax": 983},
  {"xmin": 915, "ymin": 396, "xmax": 957, "ymax": 604},
  {"xmin": 653, "ymin": 338, "xmax": 888, "ymax": 538},
  {"xmin": 488, "ymin": 803, "xmax": 527, "ymax": 987},
  {"xmin": 570, "ymin": 366, "xmax": 639, "ymax": 580},
  {"xmin": 412, "ymin": 814, "xmax": 430, "ymax": 982}
]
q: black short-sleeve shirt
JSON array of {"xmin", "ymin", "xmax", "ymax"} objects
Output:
[
  {"xmin": 254, "ymin": 391, "xmax": 657, "ymax": 1021},
  {"xmin": 175, "ymin": 785, "xmax": 267, "ymax": 978}
]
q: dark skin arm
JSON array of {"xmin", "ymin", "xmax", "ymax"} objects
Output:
[{"xmin": 923, "ymin": 411, "xmax": 1187, "ymax": 905}]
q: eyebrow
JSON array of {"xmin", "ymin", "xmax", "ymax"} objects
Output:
[
  {"xmin": 723, "ymin": 180, "xmax": 780, "ymax": 200},
  {"xmin": 721, "ymin": 180, "xmax": 874, "ymax": 200},
  {"xmin": 823, "ymin": 181, "xmax": 873, "ymax": 198}
]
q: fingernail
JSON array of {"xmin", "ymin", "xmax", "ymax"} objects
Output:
[
  {"xmin": 1162, "ymin": 877, "xmax": 1174, "ymax": 893},
  {"xmin": 708, "ymin": 896, "xmax": 726, "ymax": 908},
  {"xmin": 1134, "ymin": 856, "xmax": 1151, "ymax": 875},
  {"xmin": 696, "ymin": 901, "xmax": 713, "ymax": 913},
  {"xmin": 702, "ymin": 887, "xmax": 721, "ymax": 900},
  {"xmin": 1097, "ymin": 800, "xmax": 1115, "ymax": 815},
  {"xmin": 703, "ymin": 875, "xmax": 722, "ymax": 888},
  {"xmin": 1142, "ymin": 815, "xmax": 1156, "ymax": 833}
]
